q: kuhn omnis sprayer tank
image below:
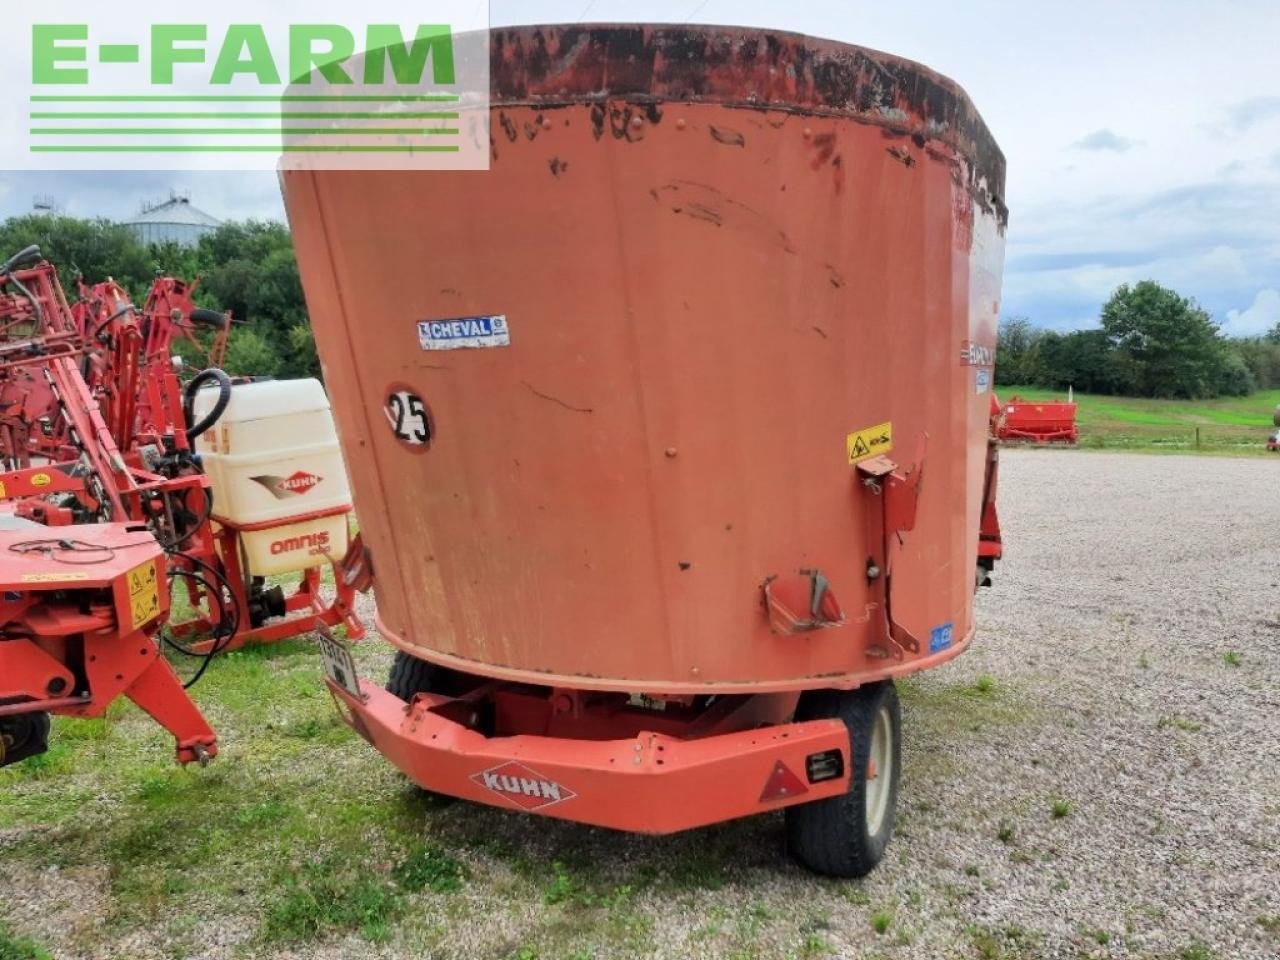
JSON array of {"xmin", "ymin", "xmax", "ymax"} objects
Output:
[{"xmin": 284, "ymin": 25, "xmax": 1006, "ymax": 876}]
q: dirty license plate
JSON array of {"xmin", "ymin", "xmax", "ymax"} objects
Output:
[{"xmin": 317, "ymin": 632, "xmax": 361, "ymax": 698}]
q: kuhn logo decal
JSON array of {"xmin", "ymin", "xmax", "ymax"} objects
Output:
[
  {"xmin": 251, "ymin": 471, "xmax": 321, "ymax": 499},
  {"xmin": 470, "ymin": 761, "xmax": 576, "ymax": 811}
]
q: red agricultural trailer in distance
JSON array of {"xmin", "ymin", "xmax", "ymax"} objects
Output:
[{"xmin": 997, "ymin": 395, "xmax": 1079, "ymax": 444}]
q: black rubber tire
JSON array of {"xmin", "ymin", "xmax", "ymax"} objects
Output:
[
  {"xmin": 387, "ymin": 650, "xmax": 485, "ymax": 701},
  {"xmin": 0, "ymin": 711, "xmax": 51, "ymax": 767},
  {"xmin": 189, "ymin": 308, "xmax": 226, "ymax": 328},
  {"xmin": 385, "ymin": 652, "xmax": 466, "ymax": 802},
  {"xmin": 785, "ymin": 679, "xmax": 902, "ymax": 878},
  {"xmin": 386, "ymin": 650, "xmax": 443, "ymax": 700}
]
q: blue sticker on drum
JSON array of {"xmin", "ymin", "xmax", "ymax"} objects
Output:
[
  {"xmin": 929, "ymin": 622, "xmax": 953, "ymax": 653},
  {"xmin": 417, "ymin": 315, "xmax": 509, "ymax": 350},
  {"xmin": 975, "ymin": 369, "xmax": 991, "ymax": 395}
]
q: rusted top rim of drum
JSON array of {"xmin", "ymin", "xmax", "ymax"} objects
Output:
[{"xmin": 491, "ymin": 24, "xmax": 1007, "ymax": 225}]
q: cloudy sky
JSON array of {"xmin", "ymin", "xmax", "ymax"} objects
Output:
[{"xmin": 3, "ymin": 0, "xmax": 1277, "ymax": 335}]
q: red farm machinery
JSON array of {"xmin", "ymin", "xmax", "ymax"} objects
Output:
[
  {"xmin": 282, "ymin": 24, "xmax": 1008, "ymax": 878},
  {"xmin": 996, "ymin": 394, "xmax": 1079, "ymax": 444},
  {"xmin": 0, "ymin": 245, "xmax": 361, "ymax": 768}
]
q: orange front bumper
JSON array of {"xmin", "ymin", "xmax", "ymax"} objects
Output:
[{"xmin": 328, "ymin": 679, "xmax": 852, "ymax": 834}]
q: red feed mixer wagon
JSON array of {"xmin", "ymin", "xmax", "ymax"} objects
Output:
[{"xmin": 283, "ymin": 24, "xmax": 1007, "ymax": 876}]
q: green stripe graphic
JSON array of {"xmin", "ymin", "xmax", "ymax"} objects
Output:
[
  {"xmin": 30, "ymin": 145, "xmax": 461, "ymax": 153},
  {"xmin": 31, "ymin": 128, "xmax": 460, "ymax": 136},
  {"xmin": 31, "ymin": 112, "xmax": 458, "ymax": 119},
  {"xmin": 30, "ymin": 95, "xmax": 460, "ymax": 102}
]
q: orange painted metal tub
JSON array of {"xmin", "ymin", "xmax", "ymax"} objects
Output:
[{"xmin": 282, "ymin": 24, "xmax": 1006, "ymax": 695}]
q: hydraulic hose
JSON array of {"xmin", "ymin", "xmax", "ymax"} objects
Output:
[
  {"xmin": 0, "ymin": 245, "xmax": 41, "ymax": 275},
  {"xmin": 183, "ymin": 367, "xmax": 232, "ymax": 442}
]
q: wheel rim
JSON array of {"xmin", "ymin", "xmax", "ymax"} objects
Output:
[{"xmin": 865, "ymin": 704, "xmax": 893, "ymax": 835}]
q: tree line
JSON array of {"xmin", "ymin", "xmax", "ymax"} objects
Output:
[
  {"xmin": 0, "ymin": 214, "xmax": 318, "ymax": 379},
  {"xmin": 997, "ymin": 280, "xmax": 1276, "ymax": 399}
]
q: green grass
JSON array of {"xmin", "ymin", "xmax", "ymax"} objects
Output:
[
  {"xmin": 1157, "ymin": 715, "xmax": 1204, "ymax": 733},
  {"xmin": 0, "ymin": 630, "xmax": 809, "ymax": 958},
  {"xmin": 869, "ymin": 908, "xmax": 894, "ymax": 934},
  {"xmin": 999, "ymin": 385, "xmax": 1280, "ymax": 454},
  {"xmin": 0, "ymin": 921, "xmax": 52, "ymax": 960}
]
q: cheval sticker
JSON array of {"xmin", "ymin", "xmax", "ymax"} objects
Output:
[
  {"xmin": 417, "ymin": 315, "xmax": 509, "ymax": 351},
  {"xmin": 470, "ymin": 760, "xmax": 577, "ymax": 811},
  {"xmin": 846, "ymin": 421, "xmax": 893, "ymax": 464}
]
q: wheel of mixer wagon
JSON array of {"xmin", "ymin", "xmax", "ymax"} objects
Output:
[
  {"xmin": 387, "ymin": 650, "xmax": 447, "ymax": 701},
  {"xmin": 785, "ymin": 680, "xmax": 901, "ymax": 878},
  {"xmin": 386, "ymin": 650, "xmax": 481, "ymax": 701},
  {"xmin": 385, "ymin": 651, "xmax": 462, "ymax": 801}
]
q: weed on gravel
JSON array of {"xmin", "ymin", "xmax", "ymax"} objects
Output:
[{"xmin": 0, "ymin": 920, "xmax": 52, "ymax": 960}]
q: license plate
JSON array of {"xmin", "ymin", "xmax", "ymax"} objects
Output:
[{"xmin": 317, "ymin": 631, "xmax": 361, "ymax": 698}]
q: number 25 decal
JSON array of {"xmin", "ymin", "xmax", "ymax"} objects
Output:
[{"xmin": 384, "ymin": 385, "xmax": 434, "ymax": 452}]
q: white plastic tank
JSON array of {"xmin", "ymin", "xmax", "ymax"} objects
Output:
[{"xmin": 192, "ymin": 378, "xmax": 352, "ymax": 576}]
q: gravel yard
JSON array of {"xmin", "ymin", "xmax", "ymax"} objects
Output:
[{"xmin": 2, "ymin": 448, "xmax": 1278, "ymax": 960}]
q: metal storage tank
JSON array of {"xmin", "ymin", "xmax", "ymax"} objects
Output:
[{"xmin": 123, "ymin": 193, "xmax": 222, "ymax": 248}]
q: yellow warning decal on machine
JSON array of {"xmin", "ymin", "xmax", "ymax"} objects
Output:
[
  {"xmin": 127, "ymin": 561, "xmax": 161, "ymax": 628},
  {"xmin": 846, "ymin": 421, "xmax": 893, "ymax": 463},
  {"xmin": 30, "ymin": 473, "xmax": 51, "ymax": 487},
  {"xmin": 21, "ymin": 571, "xmax": 90, "ymax": 583}
]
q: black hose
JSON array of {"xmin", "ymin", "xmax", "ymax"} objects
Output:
[
  {"xmin": 1, "ymin": 245, "xmax": 41, "ymax": 275},
  {"xmin": 183, "ymin": 368, "xmax": 232, "ymax": 442},
  {"xmin": 160, "ymin": 551, "xmax": 241, "ymax": 688},
  {"xmin": 156, "ymin": 486, "xmax": 214, "ymax": 551}
]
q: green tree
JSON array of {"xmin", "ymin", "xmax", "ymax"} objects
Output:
[
  {"xmin": 1036, "ymin": 328, "xmax": 1133, "ymax": 394},
  {"xmin": 281, "ymin": 323, "xmax": 322, "ymax": 379},
  {"xmin": 0, "ymin": 212, "xmax": 322, "ymax": 379},
  {"xmin": 1214, "ymin": 351, "xmax": 1255, "ymax": 396},
  {"xmin": 995, "ymin": 316, "xmax": 1042, "ymax": 385},
  {"xmin": 223, "ymin": 325, "xmax": 282, "ymax": 377},
  {"xmin": 1227, "ymin": 338, "xmax": 1280, "ymax": 390},
  {"xmin": 0, "ymin": 215, "xmax": 152, "ymax": 295},
  {"xmin": 1100, "ymin": 281, "xmax": 1229, "ymax": 398}
]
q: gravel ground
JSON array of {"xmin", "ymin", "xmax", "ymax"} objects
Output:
[
  {"xmin": 917, "ymin": 449, "xmax": 1280, "ymax": 959},
  {"xmin": 2, "ymin": 448, "xmax": 1279, "ymax": 960}
]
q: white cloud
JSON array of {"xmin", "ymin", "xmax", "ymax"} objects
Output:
[
  {"xmin": 1223, "ymin": 289, "xmax": 1280, "ymax": 337},
  {"xmin": 1072, "ymin": 129, "xmax": 1140, "ymax": 152}
]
